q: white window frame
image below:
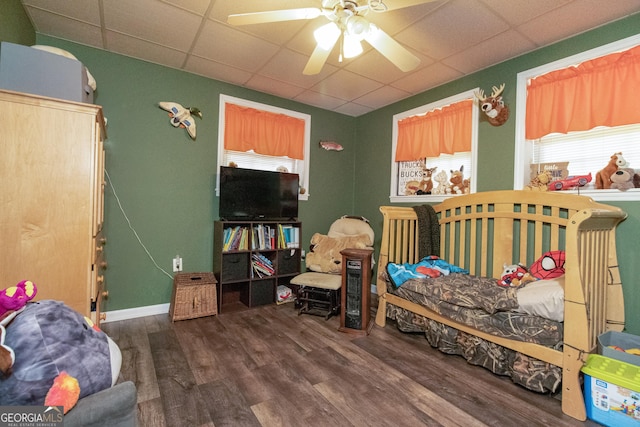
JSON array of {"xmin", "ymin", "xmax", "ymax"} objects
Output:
[
  {"xmin": 514, "ymin": 34, "xmax": 640, "ymax": 202},
  {"xmin": 216, "ymin": 94, "xmax": 311, "ymax": 201},
  {"xmin": 390, "ymin": 89, "xmax": 479, "ymax": 203}
]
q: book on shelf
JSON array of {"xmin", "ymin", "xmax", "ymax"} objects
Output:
[
  {"xmin": 223, "ymin": 226, "xmax": 249, "ymax": 251},
  {"xmin": 251, "ymin": 253, "xmax": 275, "ymax": 277},
  {"xmin": 279, "ymin": 224, "xmax": 300, "ymax": 249}
]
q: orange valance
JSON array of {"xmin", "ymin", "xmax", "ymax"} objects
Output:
[
  {"xmin": 224, "ymin": 103, "xmax": 305, "ymax": 160},
  {"xmin": 395, "ymin": 99, "xmax": 472, "ymax": 162},
  {"xmin": 526, "ymin": 44, "xmax": 640, "ymax": 140}
]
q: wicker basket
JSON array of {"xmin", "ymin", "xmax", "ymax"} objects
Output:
[{"xmin": 169, "ymin": 272, "xmax": 217, "ymax": 321}]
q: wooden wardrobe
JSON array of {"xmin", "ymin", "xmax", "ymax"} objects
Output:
[{"xmin": 0, "ymin": 90, "xmax": 107, "ymax": 322}]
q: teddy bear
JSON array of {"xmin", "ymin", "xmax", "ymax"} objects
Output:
[
  {"xmin": 305, "ymin": 233, "xmax": 372, "ymax": 274},
  {"xmin": 432, "ymin": 170, "xmax": 450, "ymax": 195},
  {"xmin": 416, "ymin": 166, "xmax": 437, "ymax": 195},
  {"xmin": 524, "ymin": 170, "xmax": 552, "ymax": 191},
  {"xmin": 449, "ymin": 165, "xmax": 469, "ymax": 194},
  {"xmin": 595, "ymin": 152, "xmax": 627, "ymax": 189},
  {"xmin": 610, "ymin": 167, "xmax": 636, "ymax": 190}
]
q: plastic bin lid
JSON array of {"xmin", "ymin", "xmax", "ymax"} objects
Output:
[{"xmin": 581, "ymin": 354, "xmax": 640, "ymax": 391}]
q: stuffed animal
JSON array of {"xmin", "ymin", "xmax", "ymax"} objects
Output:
[
  {"xmin": 449, "ymin": 165, "xmax": 470, "ymax": 194},
  {"xmin": 0, "ymin": 325, "xmax": 14, "ymax": 377},
  {"xmin": 0, "ymin": 300, "xmax": 120, "ymax": 412},
  {"xmin": 524, "ymin": 170, "xmax": 552, "ymax": 191},
  {"xmin": 417, "ymin": 166, "xmax": 437, "ymax": 195},
  {"xmin": 498, "ymin": 263, "xmax": 535, "ymax": 287},
  {"xmin": 610, "ymin": 167, "xmax": 636, "ymax": 190},
  {"xmin": 305, "ymin": 233, "xmax": 372, "ymax": 274},
  {"xmin": 0, "ymin": 280, "xmax": 37, "ymax": 320},
  {"xmin": 595, "ymin": 152, "xmax": 626, "ymax": 189},
  {"xmin": 432, "ymin": 170, "xmax": 450, "ymax": 195}
]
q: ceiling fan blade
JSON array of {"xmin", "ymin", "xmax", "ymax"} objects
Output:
[
  {"xmin": 228, "ymin": 8, "xmax": 323, "ymax": 26},
  {"xmin": 364, "ymin": 24, "xmax": 420, "ymax": 72},
  {"xmin": 376, "ymin": 0, "xmax": 439, "ymax": 12},
  {"xmin": 303, "ymin": 32, "xmax": 340, "ymax": 75}
]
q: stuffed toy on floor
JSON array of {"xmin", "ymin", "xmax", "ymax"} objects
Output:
[{"xmin": 0, "ymin": 298, "xmax": 121, "ymax": 413}]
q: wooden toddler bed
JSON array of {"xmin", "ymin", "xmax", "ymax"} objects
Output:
[{"xmin": 374, "ymin": 190, "xmax": 626, "ymax": 421}]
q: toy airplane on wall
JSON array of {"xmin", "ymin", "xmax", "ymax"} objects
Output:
[{"xmin": 158, "ymin": 102, "xmax": 202, "ymax": 140}]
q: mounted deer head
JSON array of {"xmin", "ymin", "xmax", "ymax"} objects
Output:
[{"xmin": 474, "ymin": 83, "xmax": 510, "ymax": 127}]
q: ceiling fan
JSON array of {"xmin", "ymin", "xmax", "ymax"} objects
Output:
[{"xmin": 228, "ymin": 0, "xmax": 437, "ymax": 75}]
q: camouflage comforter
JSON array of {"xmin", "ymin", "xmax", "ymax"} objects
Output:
[{"xmin": 386, "ymin": 273, "xmax": 563, "ymax": 393}]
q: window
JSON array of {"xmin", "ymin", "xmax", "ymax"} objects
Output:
[
  {"xmin": 217, "ymin": 94, "xmax": 311, "ymax": 200},
  {"xmin": 515, "ymin": 34, "xmax": 640, "ymax": 201},
  {"xmin": 390, "ymin": 90, "xmax": 478, "ymax": 203}
]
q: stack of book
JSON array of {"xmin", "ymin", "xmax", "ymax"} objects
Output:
[
  {"xmin": 251, "ymin": 253, "xmax": 275, "ymax": 278},
  {"xmin": 278, "ymin": 224, "xmax": 300, "ymax": 249},
  {"xmin": 222, "ymin": 226, "xmax": 249, "ymax": 251}
]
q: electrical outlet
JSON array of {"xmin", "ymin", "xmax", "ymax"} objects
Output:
[{"xmin": 173, "ymin": 255, "xmax": 182, "ymax": 272}]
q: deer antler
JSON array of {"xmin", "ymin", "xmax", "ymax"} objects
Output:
[
  {"xmin": 474, "ymin": 88, "xmax": 486, "ymax": 102},
  {"xmin": 490, "ymin": 83, "xmax": 505, "ymax": 98}
]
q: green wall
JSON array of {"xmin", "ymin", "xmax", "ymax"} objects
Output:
[
  {"xmin": 0, "ymin": 0, "xmax": 34, "ymax": 46},
  {"xmin": 2, "ymin": 1, "xmax": 639, "ymax": 334},
  {"xmin": 354, "ymin": 13, "xmax": 640, "ymax": 335}
]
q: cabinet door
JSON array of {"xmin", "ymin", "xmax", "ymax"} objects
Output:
[{"xmin": 0, "ymin": 91, "xmax": 103, "ymax": 317}]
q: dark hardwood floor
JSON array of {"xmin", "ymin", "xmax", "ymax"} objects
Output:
[{"xmin": 102, "ymin": 301, "xmax": 598, "ymax": 427}]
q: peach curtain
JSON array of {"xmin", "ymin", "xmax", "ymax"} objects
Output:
[
  {"xmin": 395, "ymin": 99, "xmax": 473, "ymax": 162},
  {"xmin": 526, "ymin": 44, "xmax": 640, "ymax": 140},
  {"xmin": 224, "ymin": 103, "xmax": 305, "ymax": 160}
]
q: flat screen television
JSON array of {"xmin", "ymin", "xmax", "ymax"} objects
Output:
[{"xmin": 219, "ymin": 166, "xmax": 299, "ymax": 220}]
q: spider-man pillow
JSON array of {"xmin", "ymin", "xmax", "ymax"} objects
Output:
[{"xmin": 530, "ymin": 250, "xmax": 565, "ymax": 280}]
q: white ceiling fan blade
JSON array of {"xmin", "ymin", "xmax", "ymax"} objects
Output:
[
  {"xmin": 228, "ymin": 8, "xmax": 323, "ymax": 26},
  {"xmin": 364, "ymin": 24, "xmax": 420, "ymax": 72},
  {"xmin": 377, "ymin": 0, "xmax": 439, "ymax": 12},
  {"xmin": 303, "ymin": 28, "xmax": 341, "ymax": 75}
]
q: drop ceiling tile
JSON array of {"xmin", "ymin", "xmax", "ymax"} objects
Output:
[
  {"xmin": 480, "ymin": 0, "xmax": 571, "ymax": 26},
  {"xmin": 395, "ymin": 0, "xmax": 510, "ymax": 60},
  {"xmin": 312, "ymin": 69, "xmax": 384, "ymax": 100},
  {"xmin": 294, "ymin": 90, "xmax": 348, "ymax": 110},
  {"xmin": 334, "ymin": 102, "xmax": 373, "ymax": 116},
  {"xmin": 22, "ymin": 0, "xmax": 101, "ymax": 25},
  {"xmin": 184, "ymin": 55, "xmax": 253, "ymax": 86},
  {"xmin": 105, "ymin": 31, "xmax": 188, "ymax": 70},
  {"xmin": 245, "ymin": 74, "xmax": 306, "ymax": 100},
  {"xmin": 258, "ymin": 48, "xmax": 335, "ymax": 89},
  {"xmin": 192, "ymin": 20, "xmax": 280, "ymax": 71},
  {"xmin": 345, "ymin": 47, "xmax": 434, "ymax": 83},
  {"xmin": 103, "ymin": 0, "xmax": 202, "ymax": 51},
  {"xmin": 442, "ymin": 29, "xmax": 537, "ymax": 74},
  {"xmin": 518, "ymin": 0, "xmax": 640, "ymax": 47},
  {"xmin": 158, "ymin": 0, "xmax": 211, "ymax": 16},
  {"xmin": 23, "ymin": 7, "xmax": 104, "ymax": 49},
  {"xmin": 353, "ymin": 85, "xmax": 412, "ymax": 109},
  {"xmin": 392, "ymin": 62, "xmax": 463, "ymax": 93}
]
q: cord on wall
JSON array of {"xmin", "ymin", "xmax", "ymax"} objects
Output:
[{"xmin": 104, "ymin": 168, "xmax": 174, "ymax": 280}]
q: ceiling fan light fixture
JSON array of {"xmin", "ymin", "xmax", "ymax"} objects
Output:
[
  {"xmin": 314, "ymin": 22, "xmax": 341, "ymax": 50},
  {"xmin": 343, "ymin": 33, "xmax": 363, "ymax": 58},
  {"xmin": 345, "ymin": 15, "xmax": 370, "ymax": 40}
]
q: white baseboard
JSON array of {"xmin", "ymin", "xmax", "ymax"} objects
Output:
[
  {"xmin": 102, "ymin": 303, "xmax": 170, "ymax": 323},
  {"xmin": 104, "ymin": 285, "xmax": 378, "ymax": 323}
]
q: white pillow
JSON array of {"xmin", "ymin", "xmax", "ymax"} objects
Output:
[{"xmin": 515, "ymin": 276, "xmax": 565, "ymax": 322}]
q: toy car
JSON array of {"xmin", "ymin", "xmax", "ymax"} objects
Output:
[{"xmin": 548, "ymin": 172, "xmax": 592, "ymax": 191}]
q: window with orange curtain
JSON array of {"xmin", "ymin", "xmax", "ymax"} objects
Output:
[
  {"xmin": 225, "ymin": 103, "xmax": 305, "ymax": 160},
  {"xmin": 515, "ymin": 35, "xmax": 640, "ymax": 201},
  {"xmin": 390, "ymin": 90, "xmax": 478, "ymax": 202},
  {"xmin": 217, "ymin": 95, "xmax": 311, "ymax": 200}
]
